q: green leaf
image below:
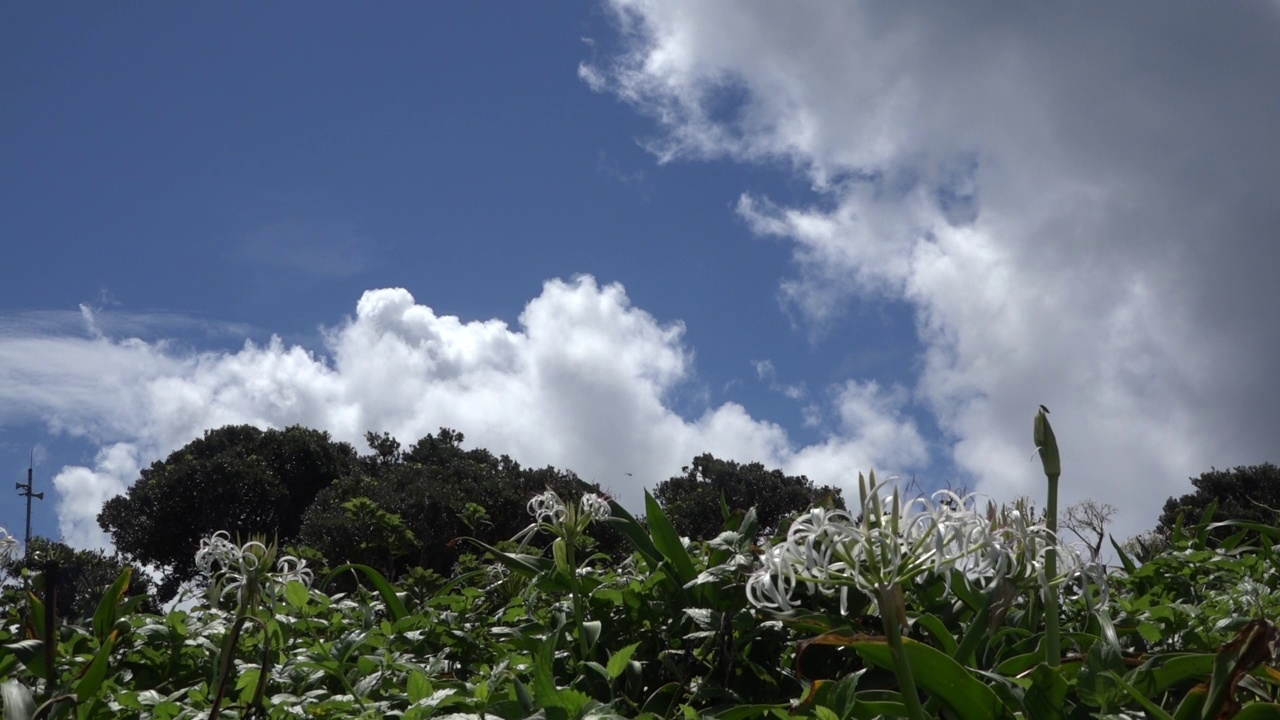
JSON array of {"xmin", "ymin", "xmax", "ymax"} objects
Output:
[
  {"xmin": 1022, "ymin": 663, "xmax": 1069, "ymax": 720},
  {"xmin": 1195, "ymin": 499, "xmax": 1219, "ymax": 548},
  {"xmin": 235, "ymin": 666, "xmax": 261, "ymax": 704},
  {"xmin": 1, "ymin": 680, "xmax": 35, "ymax": 720},
  {"xmin": 529, "ymin": 631, "xmax": 590, "ymax": 715},
  {"xmin": 1127, "ymin": 654, "xmax": 1214, "ymax": 697},
  {"xmin": 843, "ymin": 635, "xmax": 1004, "ymax": 720},
  {"xmin": 640, "ymin": 683, "xmax": 683, "ymax": 717},
  {"xmin": 606, "ymin": 642, "xmax": 641, "ymax": 679},
  {"xmin": 320, "ymin": 563, "xmax": 408, "ymax": 621},
  {"xmin": 1233, "ymin": 704, "xmax": 1280, "ymax": 720},
  {"xmin": 604, "ymin": 501, "xmax": 663, "ymax": 569},
  {"xmin": 581, "ymin": 620, "xmax": 602, "ymax": 654},
  {"xmin": 284, "ymin": 579, "xmax": 310, "ymax": 609},
  {"xmin": 2, "ymin": 641, "xmax": 47, "ymax": 681},
  {"xmin": 703, "ymin": 704, "xmax": 790, "ymax": 720},
  {"xmin": 455, "ymin": 537, "xmax": 567, "ymax": 590},
  {"xmin": 1110, "ymin": 536, "xmax": 1136, "ymax": 574},
  {"xmin": 1103, "ymin": 671, "xmax": 1175, "ymax": 720},
  {"xmin": 73, "ymin": 632, "xmax": 118, "ymax": 702},
  {"xmin": 407, "ymin": 670, "xmax": 432, "ymax": 704},
  {"xmin": 1172, "ymin": 687, "xmax": 1206, "ymax": 720},
  {"xmin": 910, "ymin": 613, "xmax": 958, "ymax": 657},
  {"xmin": 644, "ymin": 490, "xmax": 697, "ymax": 585},
  {"xmin": 1077, "ymin": 638, "xmax": 1126, "ymax": 708},
  {"xmin": 91, "ymin": 567, "xmax": 132, "ymax": 645}
]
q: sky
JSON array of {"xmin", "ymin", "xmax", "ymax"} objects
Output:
[{"xmin": 2, "ymin": 3, "xmax": 1277, "ymax": 556}]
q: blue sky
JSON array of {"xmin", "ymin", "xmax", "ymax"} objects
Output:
[{"xmin": 4, "ymin": 3, "xmax": 1278, "ymax": 552}]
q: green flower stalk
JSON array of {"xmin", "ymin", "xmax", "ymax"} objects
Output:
[
  {"xmin": 1034, "ymin": 406, "xmax": 1062, "ymax": 667},
  {"xmin": 524, "ymin": 490, "xmax": 612, "ymax": 661},
  {"xmin": 194, "ymin": 532, "xmax": 314, "ymax": 718}
]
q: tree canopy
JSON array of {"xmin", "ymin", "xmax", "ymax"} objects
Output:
[
  {"xmin": 299, "ymin": 429, "xmax": 617, "ymax": 581},
  {"xmin": 652, "ymin": 453, "xmax": 845, "ymax": 540},
  {"xmin": 1156, "ymin": 463, "xmax": 1280, "ymax": 543},
  {"xmin": 2, "ymin": 537, "xmax": 156, "ymax": 619},
  {"xmin": 98, "ymin": 425, "xmax": 358, "ymax": 601}
]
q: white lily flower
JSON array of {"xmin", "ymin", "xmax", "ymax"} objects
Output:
[
  {"xmin": 579, "ymin": 493, "xmax": 612, "ymax": 521},
  {"xmin": 195, "ymin": 531, "xmax": 313, "ymax": 610},
  {"xmin": 0, "ymin": 527, "xmax": 18, "ymax": 565},
  {"xmin": 747, "ymin": 481, "xmax": 1097, "ymax": 615},
  {"xmin": 527, "ymin": 491, "xmax": 568, "ymax": 525}
]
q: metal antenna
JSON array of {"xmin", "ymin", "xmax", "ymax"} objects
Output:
[{"xmin": 16, "ymin": 449, "xmax": 43, "ymax": 555}]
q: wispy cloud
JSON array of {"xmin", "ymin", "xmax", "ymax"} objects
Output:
[{"xmin": 232, "ymin": 219, "xmax": 374, "ymax": 279}]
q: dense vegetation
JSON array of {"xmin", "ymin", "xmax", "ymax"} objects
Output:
[{"xmin": 2, "ymin": 412, "xmax": 1278, "ymax": 719}]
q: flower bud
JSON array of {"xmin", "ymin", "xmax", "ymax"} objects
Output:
[{"xmin": 1034, "ymin": 407, "xmax": 1061, "ymax": 478}]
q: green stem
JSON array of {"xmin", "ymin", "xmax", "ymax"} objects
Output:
[
  {"xmin": 1045, "ymin": 474, "xmax": 1061, "ymax": 668},
  {"xmin": 565, "ymin": 537, "xmax": 589, "ymax": 661},
  {"xmin": 877, "ymin": 587, "xmax": 927, "ymax": 720}
]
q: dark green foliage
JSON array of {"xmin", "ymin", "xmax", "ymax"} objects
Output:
[
  {"xmin": 3, "ymin": 537, "xmax": 156, "ymax": 619},
  {"xmin": 653, "ymin": 453, "xmax": 845, "ymax": 540},
  {"xmin": 299, "ymin": 428, "xmax": 620, "ymax": 581},
  {"xmin": 1156, "ymin": 463, "xmax": 1280, "ymax": 543},
  {"xmin": 97, "ymin": 425, "xmax": 358, "ymax": 600}
]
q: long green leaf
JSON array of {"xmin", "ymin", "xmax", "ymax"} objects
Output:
[
  {"xmin": 92, "ymin": 568, "xmax": 132, "ymax": 645},
  {"xmin": 1104, "ymin": 670, "xmax": 1175, "ymax": 720},
  {"xmin": 1128, "ymin": 654, "xmax": 1214, "ymax": 698},
  {"xmin": 1021, "ymin": 663, "xmax": 1068, "ymax": 720},
  {"xmin": 1, "ymin": 681, "xmax": 35, "ymax": 720},
  {"xmin": 1110, "ymin": 536, "xmax": 1136, "ymax": 574},
  {"xmin": 846, "ymin": 635, "xmax": 1005, "ymax": 720},
  {"xmin": 644, "ymin": 490, "xmax": 696, "ymax": 585},
  {"xmin": 604, "ymin": 501, "xmax": 662, "ymax": 569},
  {"xmin": 1233, "ymin": 704, "xmax": 1280, "ymax": 720},
  {"xmin": 319, "ymin": 563, "xmax": 408, "ymax": 622},
  {"xmin": 910, "ymin": 613, "xmax": 958, "ymax": 657},
  {"xmin": 2, "ymin": 641, "xmax": 46, "ymax": 681},
  {"xmin": 73, "ymin": 632, "xmax": 119, "ymax": 702}
]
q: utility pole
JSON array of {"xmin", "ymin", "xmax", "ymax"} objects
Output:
[{"xmin": 15, "ymin": 450, "xmax": 43, "ymax": 556}]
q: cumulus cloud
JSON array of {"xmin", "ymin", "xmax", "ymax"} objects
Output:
[
  {"xmin": 0, "ymin": 276, "xmax": 926, "ymax": 547},
  {"xmin": 584, "ymin": 1, "xmax": 1280, "ymax": 541},
  {"xmin": 52, "ymin": 443, "xmax": 139, "ymax": 549}
]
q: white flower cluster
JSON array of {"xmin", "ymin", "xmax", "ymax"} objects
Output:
[
  {"xmin": 528, "ymin": 491, "xmax": 568, "ymax": 525},
  {"xmin": 0, "ymin": 527, "xmax": 18, "ymax": 565},
  {"xmin": 527, "ymin": 490, "xmax": 612, "ymax": 526},
  {"xmin": 746, "ymin": 490, "xmax": 1089, "ymax": 615},
  {"xmin": 195, "ymin": 531, "xmax": 313, "ymax": 608},
  {"xmin": 579, "ymin": 493, "xmax": 613, "ymax": 522}
]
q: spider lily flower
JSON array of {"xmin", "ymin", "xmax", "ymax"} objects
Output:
[
  {"xmin": 528, "ymin": 491, "xmax": 569, "ymax": 526},
  {"xmin": 195, "ymin": 531, "xmax": 313, "ymax": 611},
  {"xmin": 0, "ymin": 527, "xmax": 18, "ymax": 565},
  {"xmin": 524, "ymin": 490, "xmax": 612, "ymax": 539},
  {"xmin": 579, "ymin": 493, "xmax": 612, "ymax": 522},
  {"xmin": 747, "ymin": 475, "xmax": 1096, "ymax": 615}
]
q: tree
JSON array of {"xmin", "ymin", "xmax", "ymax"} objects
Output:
[
  {"xmin": 98, "ymin": 425, "xmax": 358, "ymax": 601},
  {"xmin": 3, "ymin": 537, "xmax": 156, "ymax": 619},
  {"xmin": 1060, "ymin": 500, "xmax": 1116, "ymax": 562},
  {"xmin": 299, "ymin": 429, "xmax": 618, "ymax": 581},
  {"xmin": 1156, "ymin": 463, "xmax": 1280, "ymax": 544},
  {"xmin": 653, "ymin": 453, "xmax": 845, "ymax": 541}
]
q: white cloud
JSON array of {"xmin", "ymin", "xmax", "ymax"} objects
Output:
[
  {"xmin": 52, "ymin": 443, "xmax": 139, "ymax": 550},
  {"xmin": 585, "ymin": 1, "xmax": 1280, "ymax": 541},
  {"xmin": 0, "ymin": 276, "xmax": 926, "ymax": 548}
]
